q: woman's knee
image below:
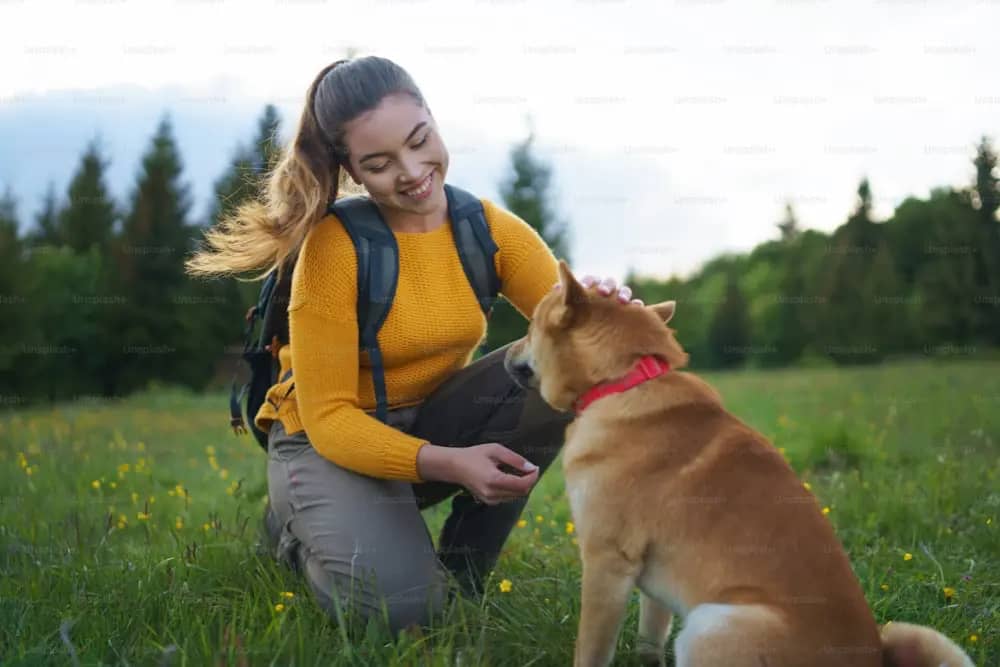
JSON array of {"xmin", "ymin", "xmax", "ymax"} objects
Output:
[{"xmin": 300, "ymin": 547, "xmax": 450, "ymax": 635}]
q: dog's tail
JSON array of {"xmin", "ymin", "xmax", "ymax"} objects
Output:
[{"xmin": 880, "ymin": 621, "xmax": 975, "ymax": 667}]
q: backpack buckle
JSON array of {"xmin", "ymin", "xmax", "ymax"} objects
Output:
[{"xmin": 230, "ymin": 416, "xmax": 247, "ymax": 435}]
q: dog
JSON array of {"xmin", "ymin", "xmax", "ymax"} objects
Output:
[{"xmin": 503, "ymin": 260, "xmax": 975, "ymax": 667}]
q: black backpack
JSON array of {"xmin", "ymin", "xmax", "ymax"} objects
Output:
[{"xmin": 229, "ymin": 183, "xmax": 502, "ymax": 451}]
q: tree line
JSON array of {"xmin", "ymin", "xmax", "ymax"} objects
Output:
[
  {"xmin": 625, "ymin": 138, "xmax": 1000, "ymax": 368},
  {"xmin": 0, "ymin": 106, "xmax": 996, "ymax": 409}
]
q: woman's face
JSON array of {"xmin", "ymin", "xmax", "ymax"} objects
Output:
[{"xmin": 341, "ymin": 92, "xmax": 449, "ymax": 217}]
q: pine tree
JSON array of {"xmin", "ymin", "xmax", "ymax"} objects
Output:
[
  {"xmin": 207, "ymin": 104, "xmax": 282, "ymax": 228},
  {"xmin": 707, "ymin": 272, "xmax": 751, "ymax": 368},
  {"xmin": 58, "ymin": 139, "xmax": 118, "ymax": 253},
  {"xmin": 483, "ymin": 131, "xmax": 572, "ymax": 352},
  {"xmin": 27, "ymin": 182, "xmax": 63, "ymax": 247},
  {"xmin": 971, "ymin": 136, "xmax": 1000, "ymax": 343},
  {"xmin": 0, "ymin": 189, "xmax": 24, "ymax": 392},
  {"xmin": 54, "ymin": 139, "xmax": 123, "ymax": 396},
  {"xmin": 973, "ymin": 135, "xmax": 999, "ymax": 227},
  {"xmin": 113, "ymin": 115, "xmax": 197, "ymax": 391},
  {"xmin": 777, "ymin": 201, "xmax": 801, "ymax": 242},
  {"xmin": 818, "ymin": 178, "xmax": 902, "ymax": 363}
]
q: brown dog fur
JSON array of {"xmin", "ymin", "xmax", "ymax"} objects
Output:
[{"xmin": 504, "ymin": 260, "xmax": 975, "ymax": 667}]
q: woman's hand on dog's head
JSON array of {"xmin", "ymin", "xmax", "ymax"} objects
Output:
[
  {"xmin": 450, "ymin": 442, "xmax": 540, "ymax": 505},
  {"xmin": 552, "ymin": 273, "xmax": 644, "ymax": 306}
]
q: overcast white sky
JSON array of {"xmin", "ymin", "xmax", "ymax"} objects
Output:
[{"xmin": 2, "ymin": 0, "xmax": 997, "ymax": 279}]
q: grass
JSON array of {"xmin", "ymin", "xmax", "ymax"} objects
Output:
[{"xmin": 1, "ymin": 359, "xmax": 997, "ymax": 665}]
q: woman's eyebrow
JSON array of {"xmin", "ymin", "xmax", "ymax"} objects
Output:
[{"xmin": 359, "ymin": 121, "xmax": 427, "ymax": 163}]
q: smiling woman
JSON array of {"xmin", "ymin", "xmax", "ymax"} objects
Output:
[{"xmin": 183, "ymin": 55, "xmax": 636, "ymax": 639}]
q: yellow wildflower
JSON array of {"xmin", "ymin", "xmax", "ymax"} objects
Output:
[
  {"xmin": 970, "ymin": 634, "xmax": 978, "ymax": 643},
  {"xmin": 903, "ymin": 553, "xmax": 913, "ymax": 561},
  {"xmin": 943, "ymin": 587, "xmax": 955, "ymax": 600},
  {"xmin": 281, "ymin": 591, "xmax": 295, "ymax": 599},
  {"xmin": 565, "ymin": 522, "xmax": 575, "ymax": 534},
  {"xmin": 91, "ymin": 480, "xmax": 101, "ymax": 489},
  {"xmin": 880, "ymin": 584, "xmax": 889, "ymax": 591},
  {"xmin": 535, "ymin": 514, "xmax": 543, "ymax": 523},
  {"xmin": 516, "ymin": 519, "xmax": 527, "ymax": 528},
  {"xmin": 498, "ymin": 579, "xmax": 512, "ymax": 593},
  {"xmin": 802, "ymin": 482, "xmax": 812, "ymax": 491},
  {"xmin": 274, "ymin": 603, "xmax": 285, "ymax": 612},
  {"xmin": 822, "ymin": 507, "xmax": 831, "ymax": 516}
]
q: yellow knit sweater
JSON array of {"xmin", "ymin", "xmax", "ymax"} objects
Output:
[{"xmin": 253, "ymin": 195, "xmax": 560, "ymax": 482}]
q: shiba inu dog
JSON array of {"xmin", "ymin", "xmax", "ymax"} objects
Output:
[{"xmin": 503, "ymin": 260, "xmax": 974, "ymax": 667}]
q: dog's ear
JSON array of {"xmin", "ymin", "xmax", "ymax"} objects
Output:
[
  {"xmin": 551, "ymin": 259, "xmax": 586, "ymax": 329},
  {"xmin": 649, "ymin": 300, "xmax": 676, "ymax": 324}
]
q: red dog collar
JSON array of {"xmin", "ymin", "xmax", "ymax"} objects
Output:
[{"xmin": 574, "ymin": 355, "xmax": 671, "ymax": 415}]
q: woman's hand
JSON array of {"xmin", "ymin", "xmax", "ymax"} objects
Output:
[
  {"xmin": 553, "ymin": 273, "xmax": 644, "ymax": 306},
  {"xmin": 449, "ymin": 442, "xmax": 540, "ymax": 505}
]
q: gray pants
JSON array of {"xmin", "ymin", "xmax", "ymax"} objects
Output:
[{"xmin": 263, "ymin": 341, "xmax": 573, "ymax": 636}]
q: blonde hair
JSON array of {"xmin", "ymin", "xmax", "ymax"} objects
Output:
[{"xmin": 184, "ymin": 56, "xmax": 426, "ymax": 283}]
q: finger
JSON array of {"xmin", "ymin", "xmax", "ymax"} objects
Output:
[
  {"xmin": 491, "ymin": 468, "xmax": 539, "ymax": 497},
  {"xmin": 580, "ymin": 274, "xmax": 597, "ymax": 288},
  {"xmin": 597, "ymin": 277, "xmax": 616, "ymax": 295},
  {"xmin": 631, "ymin": 298, "xmax": 644, "ymax": 306},
  {"xmin": 616, "ymin": 285, "xmax": 632, "ymax": 302},
  {"xmin": 488, "ymin": 443, "xmax": 539, "ymax": 474}
]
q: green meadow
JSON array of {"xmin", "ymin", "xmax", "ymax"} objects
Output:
[{"xmin": 1, "ymin": 360, "xmax": 997, "ymax": 666}]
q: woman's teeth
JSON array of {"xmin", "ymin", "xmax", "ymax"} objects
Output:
[{"xmin": 404, "ymin": 173, "xmax": 433, "ymax": 199}]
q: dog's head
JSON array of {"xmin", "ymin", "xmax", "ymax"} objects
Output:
[{"xmin": 504, "ymin": 259, "xmax": 689, "ymax": 412}]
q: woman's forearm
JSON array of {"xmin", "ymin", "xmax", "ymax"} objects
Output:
[{"xmin": 416, "ymin": 443, "xmax": 457, "ymax": 483}]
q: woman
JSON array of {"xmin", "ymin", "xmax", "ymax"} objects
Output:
[{"xmin": 185, "ymin": 55, "xmax": 642, "ymax": 637}]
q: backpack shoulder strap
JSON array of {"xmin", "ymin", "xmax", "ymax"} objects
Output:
[
  {"xmin": 444, "ymin": 183, "xmax": 502, "ymax": 317},
  {"xmin": 328, "ymin": 195, "xmax": 398, "ymax": 424}
]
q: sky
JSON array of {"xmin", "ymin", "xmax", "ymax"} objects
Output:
[{"xmin": 1, "ymin": 0, "xmax": 997, "ymax": 280}]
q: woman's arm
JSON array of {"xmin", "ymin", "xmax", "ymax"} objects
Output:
[
  {"xmin": 289, "ymin": 216, "xmax": 435, "ymax": 482},
  {"xmin": 415, "ymin": 443, "xmax": 456, "ymax": 482}
]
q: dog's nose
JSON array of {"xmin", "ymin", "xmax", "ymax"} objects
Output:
[
  {"xmin": 505, "ymin": 359, "xmax": 534, "ymax": 382},
  {"xmin": 512, "ymin": 362, "xmax": 534, "ymax": 380}
]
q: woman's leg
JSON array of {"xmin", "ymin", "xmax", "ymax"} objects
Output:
[
  {"xmin": 406, "ymin": 341, "xmax": 575, "ymax": 597},
  {"xmin": 265, "ymin": 419, "xmax": 449, "ymax": 636}
]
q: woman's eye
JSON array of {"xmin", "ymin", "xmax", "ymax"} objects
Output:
[
  {"xmin": 370, "ymin": 163, "xmax": 388, "ymax": 173},
  {"xmin": 412, "ymin": 134, "xmax": 429, "ymax": 149}
]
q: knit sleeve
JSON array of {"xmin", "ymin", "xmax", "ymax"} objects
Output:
[
  {"xmin": 288, "ymin": 214, "xmax": 430, "ymax": 482},
  {"xmin": 481, "ymin": 198, "xmax": 562, "ymax": 320}
]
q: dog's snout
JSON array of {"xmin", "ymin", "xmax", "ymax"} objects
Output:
[
  {"xmin": 504, "ymin": 355, "xmax": 536, "ymax": 389},
  {"xmin": 511, "ymin": 361, "xmax": 534, "ymax": 380}
]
